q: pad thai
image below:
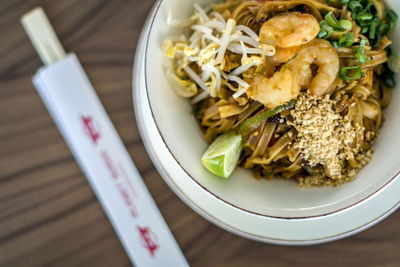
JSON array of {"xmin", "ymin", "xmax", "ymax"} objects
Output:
[{"xmin": 163, "ymin": 0, "xmax": 399, "ymax": 187}]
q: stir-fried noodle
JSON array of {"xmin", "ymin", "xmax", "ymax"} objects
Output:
[{"xmin": 164, "ymin": 0, "xmax": 398, "ymax": 187}]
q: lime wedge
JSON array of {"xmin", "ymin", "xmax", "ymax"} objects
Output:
[{"xmin": 201, "ymin": 132, "xmax": 243, "ymax": 178}]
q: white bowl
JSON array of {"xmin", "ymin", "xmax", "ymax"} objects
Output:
[{"xmin": 133, "ymin": 0, "xmax": 400, "ymax": 244}]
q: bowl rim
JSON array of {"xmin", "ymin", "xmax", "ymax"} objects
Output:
[
  {"xmin": 143, "ymin": 0, "xmax": 400, "ymax": 220},
  {"xmin": 134, "ymin": 42, "xmax": 400, "ymax": 244}
]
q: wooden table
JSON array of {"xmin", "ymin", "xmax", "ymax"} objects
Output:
[{"xmin": 1, "ymin": 0, "xmax": 399, "ymax": 266}]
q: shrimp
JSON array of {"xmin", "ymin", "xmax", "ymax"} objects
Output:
[
  {"xmin": 270, "ymin": 46, "xmax": 302, "ymax": 64},
  {"xmin": 247, "ymin": 67, "xmax": 300, "ymax": 109},
  {"xmin": 287, "ymin": 39, "xmax": 339, "ymax": 96},
  {"xmin": 259, "ymin": 12, "xmax": 320, "ymax": 48},
  {"xmin": 247, "ymin": 40, "xmax": 338, "ymax": 108}
]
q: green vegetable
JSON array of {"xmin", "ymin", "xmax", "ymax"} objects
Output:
[
  {"xmin": 355, "ymin": 39, "xmax": 369, "ymax": 63},
  {"xmin": 318, "ymin": 21, "xmax": 334, "ymax": 39},
  {"xmin": 338, "ymin": 19, "xmax": 353, "ymax": 31},
  {"xmin": 239, "ymin": 100, "xmax": 296, "ymax": 138},
  {"xmin": 339, "ymin": 66, "xmax": 365, "ymax": 80},
  {"xmin": 369, "ymin": 18, "xmax": 379, "ymax": 39},
  {"xmin": 348, "ymin": 1, "xmax": 363, "ymax": 13},
  {"xmin": 347, "ymin": 1, "xmax": 398, "ymax": 47},
  {"xmin": 333, "ymin": 32, "xmax": 354, "ymax": 48},
  {"xmin": 201, "ymin": 131, "xmax": 243, "ymax": 178},
  {"xmin": 385, "ymin": 10, "xmax": 398, "ymax": 22},
  {"xmin": 356, "ymin": 11, "xmax": 373, "ymax": 21},
  {"xmin": 325, "ymin": 11, "xmax": 352, "ymax": 31},
  {"xmin": 325, "ymin": 11, "xmax": 340, "ymax": 28}
]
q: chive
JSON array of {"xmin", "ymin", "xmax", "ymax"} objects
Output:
[
  {"xmin": 338, "ymin": 19, "xmax": 353, "ymax": 31},
  {"xmin": 239, "ymin": 100, "xmax": 296, "ymax": 137},
  {"xmin": 361, "ymin": 26, "xmax": 369, "ymax": 34},
  {"xmin": 355, "ymin": 39, "xmax": 368, "ymax": 63},
  {"xmin": 338, "ymin": 32, "xmax": 354, "ymax": 47},
  {"xmin": 332, "ymin": 33, "xmax": 353, "ymax": 48},
  {"xmin": 324, "ymin": 12, "xmax": 352, "ymax": 32},
  {"xmin": 357, "ymin": 11, "xmax": 373, "ymax": 21},
  {"xmin": 318, "ymin": 21, "xmax": 334, "ymax": 38},
  {"xmin": 325, "ymin": 12, "xmax": 339, "ymax": 28},
  {"xmin": 364, "ymin": 2, "xmax": 378, "ymax": 17},
  {"xmin": 339, "ymin": 66, "xmax": 364, "ymax": 80},
  {"xmin": 378, "ymin": 23, "xmax": 390, "ymax": 36},
  {"xmin": 385, "ymin": 10, "xmax": 398, "ymax": 22},
  {"xmin": 348, "ymin": 1, "xmax": 363, "ymax": 13},
  {"xmin": 371, "ymin": 34, "xmax": 382, "ymax": 48},
  {"xmin": 369, "ymin": 18, "xmax": 379, "ymax": 39}
]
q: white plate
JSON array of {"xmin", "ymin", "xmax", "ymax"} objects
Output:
[{"xmin": 133, "ymin": 0, "xmax": 400, "ymax": 244}]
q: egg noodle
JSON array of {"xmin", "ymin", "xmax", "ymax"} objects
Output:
[{"xmin": 163, "ymin": 0, "xmax": 398, "ymax": 187}]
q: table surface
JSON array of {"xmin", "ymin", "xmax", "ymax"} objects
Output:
[{"xmin": 1, "ymin": 0, "xmax": 399, "ymax": 266}]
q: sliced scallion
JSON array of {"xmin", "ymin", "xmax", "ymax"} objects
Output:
[
  {"xmin": 385, "ymin": 10, "xmax": 398, "ymax": 22},
  {"xmin": 339, "ymin": 32, "xmax": 354, "ymax": 47},
  {"xmin": 325, "ymin": 12, "xmax": 339, "ymax": 28},
  {"xmin": 318, "ymin": 21, "xmax": 334, "ymax": 38},
  {"xmin": 338, "ymin": 19, "xmax": 353, "ymax": 30},
  {"xmin": 339, "ymin": 66, "xmax": 364, "ymax": 81},
  {"xmin": 348, "ymin": 1, "xmax": 363, "ymax": 13},
  {"xmin": 355, "ymin": 39, "xmax": 368, "ymax": 63}
]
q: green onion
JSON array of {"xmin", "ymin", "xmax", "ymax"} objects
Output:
[
  {"xmin": 348, "ymin": 1, "xmax": 363, "ymax": 13},
  {"xmin": 318, "ymin": 21, "xmax": 334, "ymax": 38},
  {"xmin": 339, "ymin": 66, "xmax": 364, "ymax": 80},
  {"xmin": 355, "ymin": 39, "xmax": 369, "ymax": 63},
  {"xmin": 369, "ymin": 18, "xmax": 380, "ymax": 39},
  {"xmin": 385, "ymin": 10, "xmax": 398, "ymax": 22},
  {"xmin": 338, "ymin": 19, "xmax": 353, "ymax": 30},
  {"xmin": 364, "ymin": 2, "xmax": 378, "ymax": 17},
  {"xmin": 332, "ymin": 32, "xmax": 354, "ymax": 48},
  {"xmin": 378, "ymin": 23, "xmax": 390, "ymax": 36},
  {"xmin": 356, "ymin": 11, "xmax": 373, "ymax": 21},
  {"xmin": 339, "ymin": 0, "xmax": 349, "ymax": 4},
  {"xmin": 324, "ymin": 12, "xmax": 352, "ymax": 31},
  {"xmin": 346, "ymin": 2, "xmax": 397, "ymax": 48},
  {"xmin": 340, "ymin": 32, "xmax": 354, "ymax": 47},
  {"xmin": 325, "ymin": 12, "xmax": 339, "ymax": 28},
  {"xmin": 239, "ymin": 100, "xmax": 296, "ymax": 137}
]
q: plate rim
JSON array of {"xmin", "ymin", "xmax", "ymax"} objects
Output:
[{"xmin": 132, "ymin": 0, "xmax": 400, "ymax": 244}]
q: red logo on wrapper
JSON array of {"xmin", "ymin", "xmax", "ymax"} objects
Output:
[
  {"xmin": 81, "ymin": 115, "xmax": 101, "ymax": 144},
  {"xmin": 137, "ymin": 226, "xmax": 159, "ymax": 257}
]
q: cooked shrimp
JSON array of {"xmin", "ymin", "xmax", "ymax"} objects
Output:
[
  {"xmin": 270, "ymin": 46, "xmax": 302, "ymax": 64},
  {"xmin": 247, "ymin": 67, "xmax": 300, "ymax": 109},
  {"xmin": 287, "ymin": 39, "xmax": 339, "ymax": 96},
  {"xmin": 259, "ymin": 12, "xmax": 320, "ymax": 48}
]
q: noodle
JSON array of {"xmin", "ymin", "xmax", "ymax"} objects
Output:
[{"xmin": 164, "ymin": 0, "xmax": 397, "ymax": 187}]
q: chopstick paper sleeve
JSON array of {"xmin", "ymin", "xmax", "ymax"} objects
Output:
[{"xmin": 33, "ymin": 53, "xmax": 188, "ymax": 267}]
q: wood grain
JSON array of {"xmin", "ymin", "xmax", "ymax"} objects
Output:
[{"xmin": 0, "ymin": 0, "xmax": 399, "ymax": 266}]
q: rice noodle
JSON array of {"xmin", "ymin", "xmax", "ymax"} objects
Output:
[{"xmin": 163, "ymin": 0, "xmax": 393, "ymax": 187}]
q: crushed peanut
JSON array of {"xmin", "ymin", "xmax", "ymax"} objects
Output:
[{"xmin": 289, "ymin": 94, "xmax": 374, "ymax": 186}]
